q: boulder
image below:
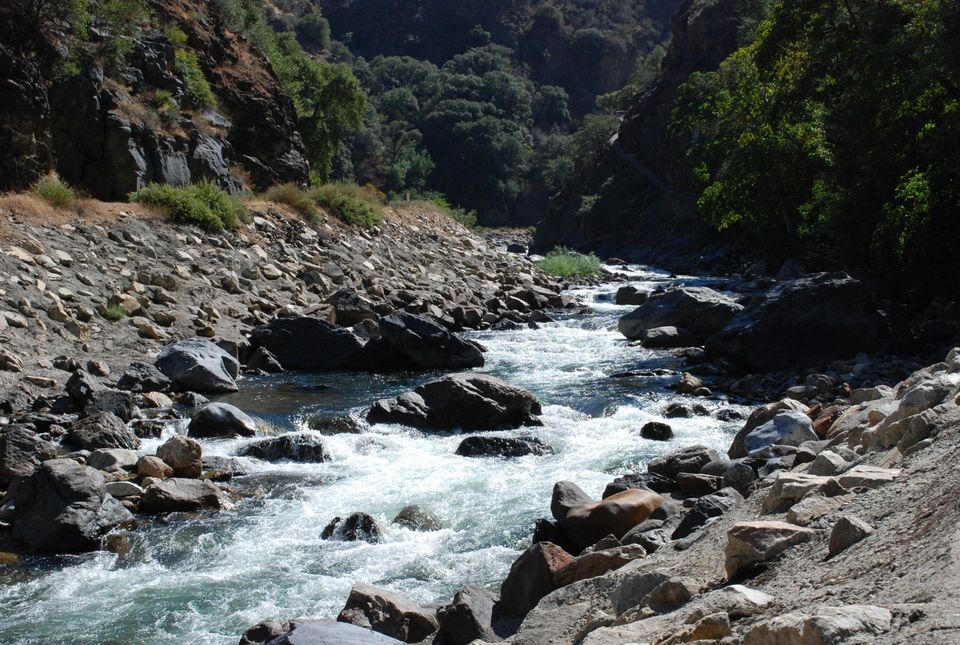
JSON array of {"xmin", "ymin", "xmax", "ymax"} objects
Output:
[
  {"xmin": 155, "ymin": 337, "xmax": 240, "ymax": 393},
  {"xmin": 639, "ymin": 421, "xmax": 673, "ymax": 441},
  {"xmin": 618, "ymin": 287, "xmax": 743, "ymax": 340},
  {"xmin": 322, "ymin": 512, "xmax": 383, "ymax": 543},
  {"xmin": 0, "ymin": 426, "xmax": 59, "ymax": 487},
  {"xmin": 615, "ymin": 286, "xmax": 648, "ymax": 306},
  {"xmin": 378, "ymin": 311, "xmax": 484, "ymax": 370},
  {"xmin": 391, "ymin": 505, "xmax": 441, "ymax": 531},
  {"xmin": 67, "ymin": 412, "xmax": 140, "ymax": 450},
  {"xmin": 139, "ymin": 478, "xmax": 225, "ymax": 513},
  {"xmin": 337, "ymin": 583, "xmax": 439, "ymax": 643},
  {"xmin": 137, "ymin": 455, "xmax": 173, "ymax": 479},
  {"xmin": 455, "ymin": 435, "xmax": 553, "ymax": 458},
  {"xmin": 742, "ymin": 605, "xmax": 892, "ymax": 645},
  {"xmin": 437, "ymin": 585, "xmax": 513, "ymax": 645},
  {"xmin": 250, "ymin": 316, "xmax": 365, "ymax": 371},
  {"xmin": 729, "ymin": 399, "xmax": 809, "ymax": 458},
  {"xmin": 743, "ymin": 411, "xmax": 818, "ymax": 455},
  {"xmin": 116, "ymin": 362, "xmax": 172, "ymax": 392},
  {"xmin": 242, "ymin": 619, "xmax": 403, "ymax": 645},
  {"xmin": 80, "ymin": 388, "xmax": 137, "ymax": 422},
  {"xmin": 763, "ymin": 472, "xmax": 831, "ymax": 513},
  {"xmin": 707, "ymin": 272, "xmax": 886, "ymax": 372},
  {"xmin": 672, "ymin": 487, "xmax": 744, "ymax": 539},
  {"xmin": 724, "ymin": 521, "xmax": 816, "ymax": 580},
  {"xmin": 245, "ymin": 346, "xmax": 283, "ymax": 373},
  {"xmin": 828, "ymin": 515, "xmax": 873, "ymax": 557},
  {"xmin": 499, "ymin": 542, "xmax": 574, "ymax": 617},
  {"xmin": 13, "ymin": 459, "xmax": 132, "ymax": 553},
  {"xmin": 188, "ymin": 402, "xmax": 257, "ymax": 438},
  {"xmin": 647, "ymin": 444, "xmax": 718, "ymax": 479},
  {"xmin": 156, "ymin": 434, "xmax": 203, "ymax": 478},
  {"xmin": 835, "ymin": 465, "xmax": 899, "ymax": 490},
  {"xmin": 603, "ymin": 472, "xmax": 678, "ymax": 497},
  {"xmin": 551, "ymin": 481, "xmax": 594, "ymax": 523},
  {"xmin": 367, "ymin": 373, "xmax": 541, "ymax": 431},
  {"xmin": 86, "ymin": 448, "xmax": 138, "ymax": 472},
  {"xmin": 239, "ymin": 433, "xmax": 328, "ymax": 462},
  {"xmin": 326, "ymin": 289, "xmax": 382, "ymax": 327},
  {"xmin": 561, "ymin": 489, "xmax": 665, "ymax": 550},
  {"xmin": 640, "ymin": 326, "xmax": 696, "ymax": 349},
  {"xmin": 553, "ymin": 544, "xmax": 647, "ymax": 587}
]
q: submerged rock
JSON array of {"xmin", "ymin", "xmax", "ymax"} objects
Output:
[
  {"xmin": 367, "ymin": 373, "xmax": 542, "ymax": 431},
  {"xmin": 322, "ymin": 512, "xmax": 383, "ymax": 543},
  {"xmin": 391, "ymin": 505, "xmax": 441, "ymax": 531},
  {"xmin": 455, "ymin": 435, "xmax": 553, "ymax": 458},
  {"xmin": 239, "ymin": 433, "xmax": 328, "ymax": 462}
]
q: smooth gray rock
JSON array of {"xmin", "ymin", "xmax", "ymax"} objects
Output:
[
  {"xmin": 155, "ymin": 337, "xmax": 240, "ymax": 393},
  {"xmin": 139, "ymin": 478, "xmax": 225, "ymax": 513},
  {"xmin": 188, "ymin": 402, "xmax": 256, "ymax": 438},
  {"xmin": 618, "ymin": 287, "xmax": 742, "ymax": 340},
  {"xmin": 378, "ymin": 311, "xmax": 484, "ymax": 370},
  {"xmin": 744, "ymin": 411, "xmax": 817, "ymax": 455},
  {"xmin": 250, "ymin": 316, "xmax": 365, "ymax": 371}
]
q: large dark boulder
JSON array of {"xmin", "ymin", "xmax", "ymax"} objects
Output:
[
  {"xmin": 155, "ymin": 337, "xmax": 240, "ymax": 393},
  {"xmin": 322, "ymin": 512, "xmax": 383, "ymax": 543},
  {"xmin": 12, "ymin": 459, "xmax": 132, "ymax": 553},
  {"xmin": 378, "ymin": 312, "xmax": 484, "ymax": 370},
  {"xmin": 0, "ymin": 426, "xmax": 59, "ymax": 487},
  {"xmin": 67, "ymin": 412, "xmax": 141, "ymax": 450},
  {"xmin": 326, "ymin": 288, "xmax": 383, "ymax": 327},
  {"xmin": 117, "ymin": 362, "xmax": 172, "ymax": 392},
  {"xmin": 455, "ymin": 435, "xmax": 553, "ymax": 458},
  {"xmin": 437, "ymin": 585, "xmax": 519, "ymax": 645},
  {"xmin": 367, "ymin": 373, "xmax": 542, "ymax": 431},
  {"xmin": 139, "ymin": 478, "xmax": 225, "ymax": 513},
  {"xmin": 618, "ymin": 287, "xmax": 743, "ymax": 340},
  {"xmin": 250, "ymin": 316, "xmax": 365, "ymax": 371},
  {"xmin": 338, "ymin": 583, "xmax": 439, "ymax": 643},
  {"xmin": 238, "ymin": 433, "xmax": 328, "ymax": 462},
  {"xmin": 499, "ymin": 542, "xmax": 573, "ymax": 617},
  {"xmin": 707, "ymin": 272, "xmax": 887, "ymax": 372},
  {"xmin": 188, "ymin": 403, "xmax": 257, "ymax": 438}
]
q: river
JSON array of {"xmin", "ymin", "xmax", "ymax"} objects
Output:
[{"xmin": 0, "ymin": 266, "xmax": 744, "ymax": 644}]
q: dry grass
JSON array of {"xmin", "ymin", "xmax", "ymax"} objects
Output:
[{"xmin": 0, "ymin": 193, "xmax": 160, "ymax": 241}]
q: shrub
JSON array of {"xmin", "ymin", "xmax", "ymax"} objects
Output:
[
  {"xmin": 405, "ymin": 191, "xmax": 477, "ymax": 228},
  {"xmin": 151, "ymin": 89, "xmax": 180, "ymax": 124},
  {"xmin": 102, "ymin": 304, "xmax": 126, "ymax": 321},
  {"xmin": 30, "ymin": 174, "xmax": 75, "ymax": 208},
  {"xmin": 537, "ymin": 246, "xmax": 602, "ymax": 278},
  {"xmin": 310, "ymin": 183, "xmax": 382, "ymax": 229},
  {"xmin": 129, "ymin": 181, "xmax": 247, "ymax": 231},
  {"xmin": 265, "ymin": 183, "xmax": 318, "ymax": 219},
  {"xmin": 165, "ymin": 24, "xmax": 188, "ymax": 47},
  {"xmin": 174, "ymin": 49, "xmax": 216, "ymax": 109}
]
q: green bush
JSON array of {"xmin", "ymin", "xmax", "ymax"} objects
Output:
[
  {"xmin": 174, "ymin": 49, "xmax": 216, "ymax": 109},
  {"xmin": 130, "ymin": 181, "xmax": 247, "ymax": 231},
  {"xmin": 165, "ymin": 25, "xmax": 188, "ymax": 47},
  {"xmin": 102, "ymin": 304, "xmax": 126, "ymax": 322},
  {"xmin": 265, "ymin": 183, "xmax": 318, "ymax": 219},
  {"xmin": 151, "ymin": 89, "xmax": 180, "ymax": 124},
  {"xmin": 310, "ymin": 183, "xmax": 383, "ymax": 229},
  {"xmin": 537, "ymin": 247, "xmax": 602, "ymax": 278},
  {"xmin": 30, "ymin": 174, "xmax": 75, "ymax": 208}
]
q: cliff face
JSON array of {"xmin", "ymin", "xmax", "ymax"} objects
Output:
[
  {"xmin": 0, "ymin": 0, "xmax": 309, "ymax": 197},
  {"xmin": 534, "ymin": 0, "xmax": 748, "ymax": 262}
]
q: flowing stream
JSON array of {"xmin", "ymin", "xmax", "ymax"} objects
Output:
[{"xmin": 0, "ymin": 267, "xmax": 744, "ymax": 644}]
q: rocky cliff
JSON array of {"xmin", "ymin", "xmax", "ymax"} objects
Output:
[
  {"xmin": 0, "ymin": 0, "xmax": 309, "ymax": 197},
  {"xmin": 534, "ymin": 0, "xmax": 755, "ymax": 263}
]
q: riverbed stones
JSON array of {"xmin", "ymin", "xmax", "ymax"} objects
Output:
[
  {"xmin": 499, "ymin": 542, "xmax": 574, "ymax": 616},
  {"xmin": 239, "ymin": 433, "xmax": 328, "ymax": 462},
  {"xmin": 156, "ymin": 434, "xmax": 203, "ymax": 478},
  {"xmin": 551, "ymin": 481, "xmax": 594, "ymax": 523},
  {"xmin": 67, "ymin": 412, "xmax": 141, "ymax": 450},
  {"xmin": 707, "ymin": 272, "xmax": 886, "ymax": 372},
  {"xmin": 337, "ymin": 583, "xmax": 439, "ymax": 643},
  {"xmin": 322, "ymin": 512, "xmax": 383, "ymax": 543},
  {"xmin": 188, "ymin": 402, "xmax": 256, "ymax": 438},
  {"xmin": 560, "ymin": 488, "xmax": 665, "ymax": 550},
  {"xmin": 367, "ymin": 373, "xmax": 542, "ymax": 431},
  {"xmin": 139, "ymin": 478, "xmax": 225, "ymax": 512},
  {"xmin": 155, "ymin": 337, "xmax": 240, "ymax": 393},
  {"xmin": 618, "ymin": 287, "xmax": 742, "ymax": 341},
  {"xmin": 137, "ymin": 455, "xmax": 173, "ymax": 479},
  {"xmin": 828, "ymin": 515, "xmax": 874, "ymax": 557},
  {"xmin": 742, "ymin": 605, "xmax": 892, "ymax": 644},
  {"xmin": 13, "ymin": 459, "xmax": 133, "ymax": 553},
  {"xmin": 86, "ymin": 448, "xmax": 138, "ymax": 472},
  {"xmin": 724, "ymin": 521, "xmax": 817, "ymax": 580},
  {"xmin": 455, "ymin": 435, "xmax": 553, "ymax": 458}
]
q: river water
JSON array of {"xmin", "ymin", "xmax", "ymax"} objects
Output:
[{"xmin": 0, "ymin": 267, "xmax": 743, "ymax": 644}]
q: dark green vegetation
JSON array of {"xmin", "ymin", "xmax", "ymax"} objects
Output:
[
  {"xmin": 672, "ymin": 0, "xmax": 960, "ymax": 294},
  {"xmin": 130, "ymin": 182, "xmax": 248, "ymax": 232},
  {"xmin": 30, "ymin": 174, "xmax": 76, "ymax": 208}
]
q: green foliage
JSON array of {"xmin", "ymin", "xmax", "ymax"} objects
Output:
[
  {"xmin": 130, "ymin": 181, "xmax": 247, "ymax": 231},
  {"xmin": 102, "ymin": 304, "xmax": 126, "ymax": 322},
  {"xmin": 30, "ymin": 174, "xmax": 75, "ymax": 208},
  {"xmin": 310, "ymin": 183, "xmax": 383, "ymax": 228},
  {"xmin": 295, "ymin": 10, "xmax": 331, "ymax": 49},
  {"xmin": 537, "ymin": 247, "xmax": 602, "ymax": 278},
  {"xmin": 571, "ymin": 114, "xmax": 620, "ymax": 173},
  {"xmin": 165, "ymin": 25, "xmax": 188, "ymax": 47},
  {"xmin": 151, "ymin": 89, "xmax": 180, "ymax": 125},
  {"xmin": 673, "ymin": 0, "xmax": 960, "ymax": 292},
  {"xmin": 265, "ymin": 183, "xmax": 318, "ymax": 219},
  {"xmin": 174, "ymin": 49, "xmax": 216, "ymax": 109}
]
